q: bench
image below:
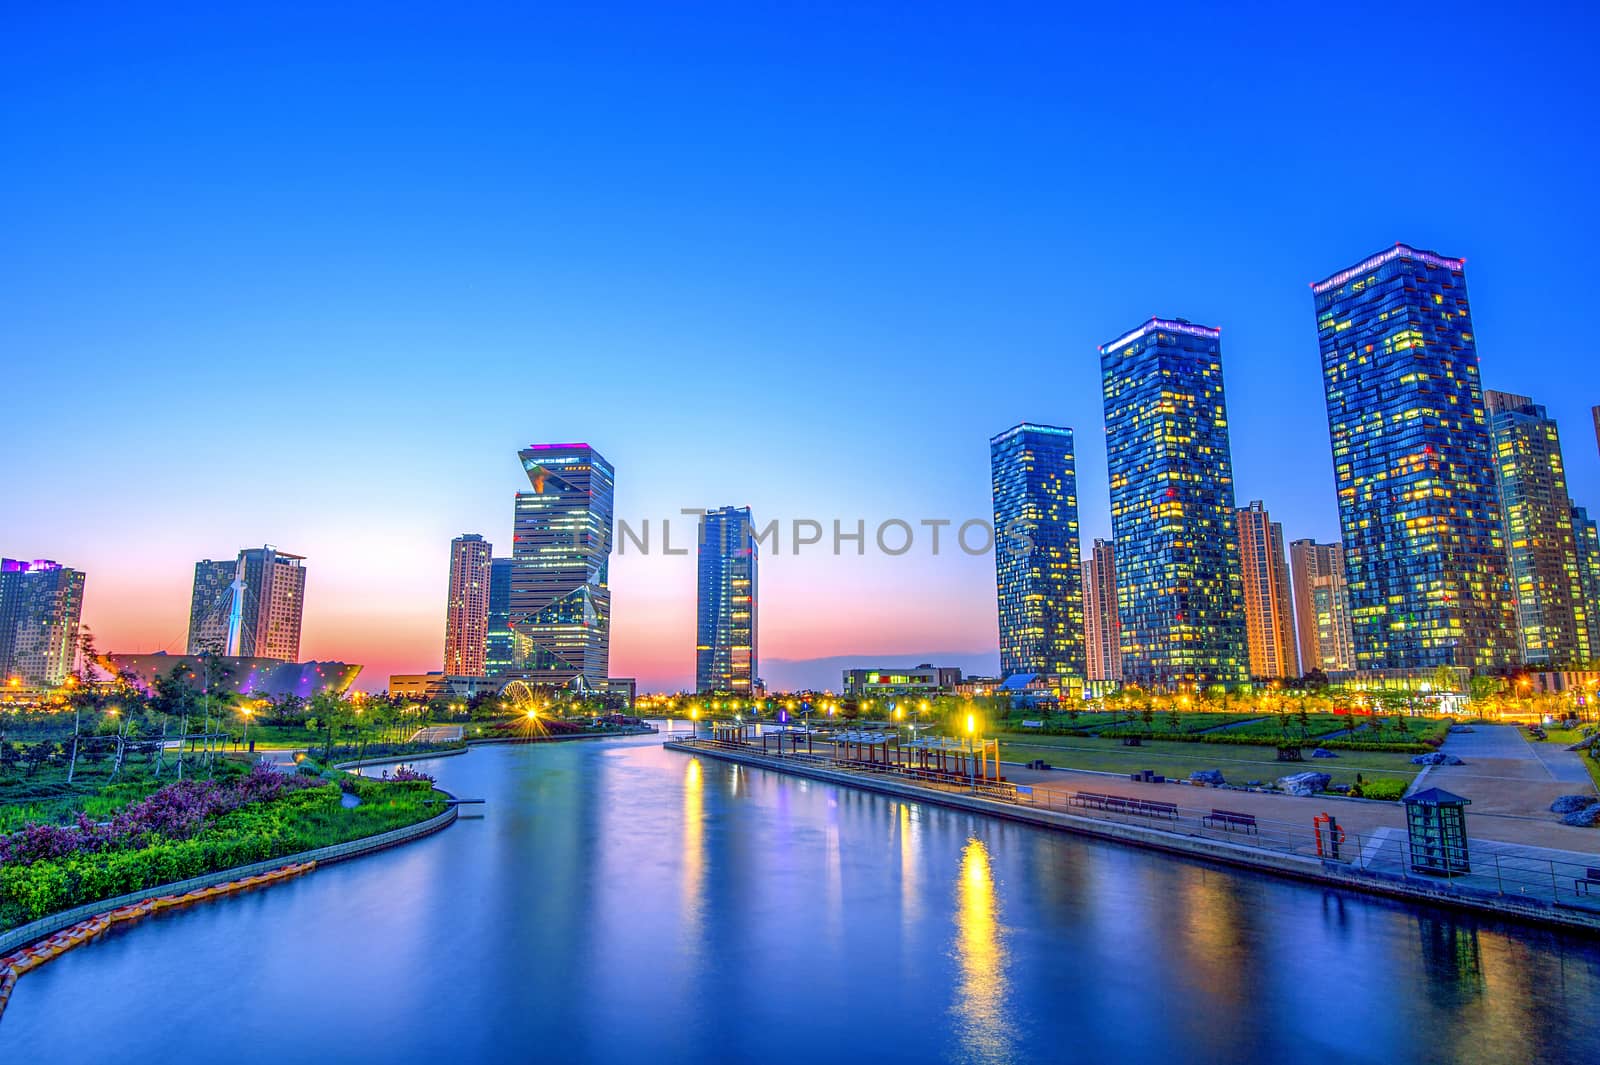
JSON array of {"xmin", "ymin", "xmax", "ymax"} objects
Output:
[
  {"xmin": 1202, "ymin": 809, "xmax": 1259, "ymax": 833},
  {"xmin": 1070, "ymin": 790, "xmax": 1178, "ymax": 821},
  {"xmin": 1577, "ymin": 867, "xmax": 1600, "ymax": 896}
]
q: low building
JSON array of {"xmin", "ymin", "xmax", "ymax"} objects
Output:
[
  {"xmin": 842, "ymin": 664, "xmax": 962, "ymax": 696},
  {"xmin": 388, "ymin": 673, "xmax": 495, "ymax": 699},
  {"xmin": 107, "ymin": 653, "xmax": 360, "ymax": 698},
  {"xmin": 954, "ymin": 676, "xmax": 999, "ymax": 697},
  {"xmin": 605, "ymin": 677, "xmax": 638, "ymax": 706}
]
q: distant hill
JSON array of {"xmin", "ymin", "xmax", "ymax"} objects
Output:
[{"xmin": 759, "ymin": 651, "xmax": 1000, "ymax": 693}]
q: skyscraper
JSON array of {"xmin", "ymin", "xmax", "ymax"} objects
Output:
[
  {"xmin": 443, "ymin": 534, "xmax": 493, "ymax": 676},
  {"xmin": 989, "ymin": 423, "xmax": 1085, "ymax": 683},
  {"xmin": 1235, "ymin": 501, "xmax": 1299, "ymax": 679},
  {"xmin": 485, "ymin": 557, "xmax": 515, "ymax": 678},
  {"xmin": 1288, "ymin": 540, "xmax": 1356, "ymax": 674},
  {"xmin": 0, "ymin": 559, "xmax": 86, "ymax": 687},
  {"xmin": 695, "ymin": 506, "xmax": 758, "ymax": 694},
  {"xmin": 1312, "ymin": 244, "xmax": 1517, "ymax": 671},
  {"xmin": 1100, "ymin": 318, "xmax": 1246, "ymax": 688},
  {"xmin": 185, "ymin": 546, "xmax": 305, "ymax": 660},
  {"xmin": 1486, "ymin": 391, "xmax": 1590, "ymax": 666},
  {"xmin": 1571, "ymin": 506, "xmax": 1600, "ymax": 658},
  {"xmin": 509, "ymin": 443, "xmax": 614, "ymax": 691},
  {"xmin": 1082, "ymin": 538, "xmax": 1121, "ymax": 683},
  {"xmin": 186, "ymin": 558, "xmax": 238, "ymax": 653}
]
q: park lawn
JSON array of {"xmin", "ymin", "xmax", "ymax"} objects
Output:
[
  {"xmin": 1215, "ymin": 714, "xmax": 1355, "ymax": 741},
  {"xmin": 995, "ymin": 734, "xmax": 1418, "ymax": 789}
]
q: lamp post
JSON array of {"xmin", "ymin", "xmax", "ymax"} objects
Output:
[
  {"xmin": 241, "ymin": 704, "xmax": 254, "ymax": 753},
  {"xmin": 965, "ymin": 712, "xmax": 978, "ymax": 792}
]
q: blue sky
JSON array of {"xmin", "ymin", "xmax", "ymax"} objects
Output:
[{"xmin": 4, "ymin": 3, "xmax": 1598, "ymax": 690}]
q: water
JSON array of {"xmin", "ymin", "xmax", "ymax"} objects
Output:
[{"xmin": 4, "ymin": 735, "xmax": 1597, "ymax": 1064}]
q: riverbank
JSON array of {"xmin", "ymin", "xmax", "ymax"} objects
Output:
[{"xmin": 665, "ymin": 739, "xmax": 1600, "ymax": 934}]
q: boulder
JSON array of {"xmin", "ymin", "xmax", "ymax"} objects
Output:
[
  {"xmin": 1551, "ymin": 794, "xmax": 1598, "ymax": 814},
  {"xmin": 1449, "ymin": 725, "xmax": 1476, "ymax": 734},
  {"xmin": 1311, "ymin": 748, "xmax": 1338, "ymax": 759},
  {"xmin": 1190, "ymin": 769, "xmax": 1226, "ymax": 786},
  {"xmin": 1559, "ymin": 803, "xmax": 1600, "ymax": 828},
  {"xmin": 1409, "ymin": 752, "xmax": 1464, "ymax": 766},
  {"xmin": 1277, "ymin": 771, "xmax": 1332, "ymax": 797}
]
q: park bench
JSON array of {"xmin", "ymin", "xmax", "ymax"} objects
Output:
[
  {"xmin": 1577, "ymin": 867, "xmax": 1600, "ymax": 896},
  {"xmin": 1202, "ymin": 809, "xmax": 1259, "ymax": 833},
  {"xmin": 1070, "ymin": 791, "xmax": 1178, "ymax": 821}
]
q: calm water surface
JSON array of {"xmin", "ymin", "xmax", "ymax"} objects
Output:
[{"xmin": 4, "ymin": 735, "xmax": 1598, "ymax": 1064}]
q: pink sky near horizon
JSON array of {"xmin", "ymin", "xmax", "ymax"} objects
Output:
[{"xmin": 69, "ymin": 526, "xmax": 1001, "ymax": 693}]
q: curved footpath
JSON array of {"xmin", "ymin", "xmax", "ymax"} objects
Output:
[{"xmin": 665, "ymin": 739, "xmax": 1600, "ymax": 934}]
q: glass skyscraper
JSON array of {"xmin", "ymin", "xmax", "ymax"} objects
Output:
[
  {"xmin": 508, "ymin": 443, "xmax": 614, "ymax": 691},
  {"xmin": 695, "ymin": 506, "xmax": 758, "ymax": 694},
  {"xmin": 1312, "ymin": 244, "xmax": 1517, "ymax": 671},
  {"xmin": 1486, "ymin": 391, "xmax": 1590, "ymax": 666},
  {"xmin": 1100, "ymin": 318, "xmax": 1246, "ymax": 688},
  {"xmin": 989, "ymin": 423, "xmax": 1085, "ymax": 684},
  {"xmin": 485, "ymin": 557, "xmax": 515, "ymax": 678},
  {"xmin": 1572, "ymin": 506, "xmax": 1600, "ymax": 657}
]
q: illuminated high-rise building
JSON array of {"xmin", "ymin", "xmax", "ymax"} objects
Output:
[
  {"xmin": 186, "ymin": 558, "xmax": 238, "ymax": 653},
  {"xmin": 509, "ymin": 443, "xmax": 614, "ymax": 691},
  {"xmin": 1288, "ymin": 540, "xmax": 1356, "ymax": 674},
  {"xmin": 0, "ymin": 559, "xmax": 85, "ymax": 687},
  {"xmin": 1100, "ymin": 318, "xmax": 1246, "ymax": 688},
  {"xmin": 1312, "ymin": 244, "xmax": 1517, "ymax": 671},
  {"xmin": 484, "ymin": 557, "xmax": 515, "ymax": 678},
  {"xmin": 989, "ymin": 423, "xmax": 1085, "ymax": 682},
  {"xmin": 1082, "ymin": 538, "xmax": 1121, "ymax": 683},
  {"xmin": 695, "ymin": 506, "xmax": 758, "ymax": 694},
  {"xmin": 1571, "ymin": 506, "xmax": 1600, "ymax": 657},
  {"xmin": 1236, "ymin": 501, "xmax": 1299, "ymax": 679},
  {"xmin": 443, "ymin": 534, "xmax": 493, "ymax": 675},
  {"xmin": 187, "ymin": 547, "xmax": 305, "ymax": 661},
  {"xmin": 1486, "ymin": 391, "xmax": 1590, "ymax": 665}
]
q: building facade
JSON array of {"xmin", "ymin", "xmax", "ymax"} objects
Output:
[
  {"xmin": 1100, "ymin": 318, "xmax": 1247, "ymax": 688},
  {"xmin": 443, "ymin": 533, "xmax": 494, "ymax": 675},
  {"xmin": 1573, "ymin": 507, "xmax": 1600, "ymax": 652},
  {"xmin": 1486, "ymin": 391, "xmax": 1590, "ymax": 665},
  {"xmin": 186, "ymin": 559, "xmax": 238, "ymax": 653},
  {"xmin": 842, "ymin": 665, "xmax": 963, "ymax": 696},
  {"xmin": 0, "ymin": 559, "xmax": 86, "ymax": 687},
  {"xmin": 695, "ymin": 506, "xmax": 758, "ymax": 694},
  {"xmin": 1082, "ymin": 538, "xmax": 1121, "ymax": 682},
  {"xmin": 1235, "ymin": 501, "xmax": 1299, "ymax": 679},
  {"xmin": 1312, "ymin": 244, "xmax": 1517, "ymax": 671},
  {"xmin": 989, "ymin": 423, "xmax": 1085, "ymax": 683},
  {"xmin": 485, "ymin": 556, "xmax": 515, "ymax": 678},
  {"xmin": 508, "ymin": 443, "xmax": 614, "ymax": 691},
  {"xmin": 1288, "ymin": 539, "xmax": 1356, "ymax": 674}
]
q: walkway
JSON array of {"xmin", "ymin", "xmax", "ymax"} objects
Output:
[
  {"xmin": 1426, "ymin": 726, "xmax": 1597, "ymax": 820},
  {"xmin": 410, "ymin": 725, "xmax": 464, "ymax": 744}
]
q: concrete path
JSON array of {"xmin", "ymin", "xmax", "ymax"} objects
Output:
[
  {"xmin": 410, "ymin": 725, "xmax": 463, "ymax": 744},
  {"xmin": 1427, "ymin": 726, "xmax": 1597, "ymax": 821}
]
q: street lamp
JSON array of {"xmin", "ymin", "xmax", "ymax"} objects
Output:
[{"xmin": 240, "ymin": 704, "xmax": 255, "ymax": 752}]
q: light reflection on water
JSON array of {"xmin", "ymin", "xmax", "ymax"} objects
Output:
[
  {"xmin": 2, "ymin": 736, "xmax": 1598, "ymax": 1065},
  {"xmin": 953, "ymin": 838, "xmax": 1011, "ymax": 1064}
]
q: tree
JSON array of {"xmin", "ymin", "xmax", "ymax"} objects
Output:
[
  {"xmin": 151, "ymin": 665, "xmax": 201, "ymax": 779},
  {"xmin": 24, "ymin": 741, "xmax": 55, "ymax": 778}
]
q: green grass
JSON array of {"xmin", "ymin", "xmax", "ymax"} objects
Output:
[
  {"xmin": 996, "ymin": 733, "xmax": 1418, "ymax": 789},
  {"xmin": 0, "ymin": 774, "xmax": 441, "ymax": 928}
]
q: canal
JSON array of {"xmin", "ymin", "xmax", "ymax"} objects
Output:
[{"xmin": 4, "ymin": 734, "xmax": 1597, "ymax": 1063}]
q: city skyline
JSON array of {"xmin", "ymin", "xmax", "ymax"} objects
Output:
[{"xmin": 7, "ymin": 11, "xmax": 1600, "ymax": 692}]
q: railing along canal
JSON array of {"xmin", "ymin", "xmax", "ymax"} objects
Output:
[{"xmin": 667, "ymin": 736, "xmax": 1600, "ymax": 916}]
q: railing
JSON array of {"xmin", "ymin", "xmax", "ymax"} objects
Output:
[{"xmin": 667, "ymin": 736, "xmax": 1600, "ymax": 914}]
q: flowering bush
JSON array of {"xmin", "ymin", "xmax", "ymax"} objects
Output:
[
  {"xmin": 387, "ymin": 766, "xmax": 435, "ymax": 784},
  {"xmin": 0, "ymin": 764, "xmax": 314, "ymax": 867}
]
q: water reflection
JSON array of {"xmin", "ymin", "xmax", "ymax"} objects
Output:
[
  {"xmin": 952, "ymin": 837, "xmax": 1012, "ymax": 1064},
  {"xmin": 681, "ymin": 758, "xmax": 705, "ymax": 947}
]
